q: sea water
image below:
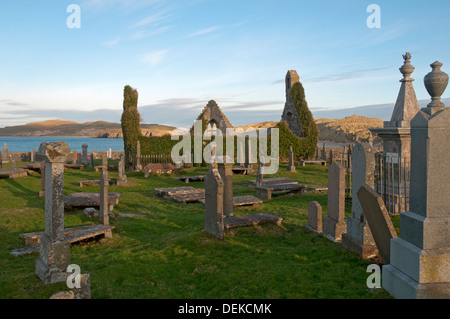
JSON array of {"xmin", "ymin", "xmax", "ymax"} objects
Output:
[{"xmin": 0, "ymin": 136, "xmax": 124, "ymax": 153}]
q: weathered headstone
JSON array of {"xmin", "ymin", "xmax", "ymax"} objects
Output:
[
  {"xmin": 35, "ymin": 142, "xmax": 71, "ymax": 284},
  {"xmin": 322, "ymin": 144, "xmax": 327, "ymax": 161},
  {"xmin": 204, "ymin": 164, "xmax": 224, "ymax": 240},
  {"xmin": 117, "ymin": 154, "xmax": 128, "ymax": 185},
  {"xmin": 217, "ymin": 160, "xmax": 234, "ymax": 217},
  {"xmin": 2, "ymin": 143, "xmax": 9, "ymax": 163},
  {"xmin": 306, "ymin": 201, "xmax": 322, "ymax": 233},
  {"xmin": 329, "ymin": 150, "xmax": 333, "ymax": 164},
  {"xmin": 256, "ymin": 158, "xmax": 264, "ymax": 187},
  {"xmin": 11, "ymin": 156, "xmax": 16, "ymax": 169},
  {"xmin": 89, "ymin": 153, "xmax": 94, "ymax": 169},
  {"xmin": 287, "ymin": 145, "xmax": 296, "ymax": 172},
  {"xmin": 342, "ymin": 142, "xmax": 378, "ymax": 259},
  {"xmin": 135, "ymin": 141, "xmax": 142, "ymax": 171},
  {"xmin": 99, "ymin": 155, "xmax": 111, "ymax": 237},
  {"xmin": 81, "ymin": 144, "xmax": 89, "ymax": 165},
  {"xmin": 39, "ymin": 161, "xmax": 46, "ymax": 197},
  {"xmin": 245, "ymin": 137, "xmax": 254, "ymax": 174},
  {"xmin": 357, "ymin": 184, "xmax": 398, "ymax": 264},
  {"xmin": 30, "ymin": 148, "xmax": 36, "ymax": 162},
  {"xmin": 323, "ymin": 162, "xmax": 346, "ymax": 242},
  {"xmin": 383, "ymin": 61, "xmax": 450, "ymax": 299}
]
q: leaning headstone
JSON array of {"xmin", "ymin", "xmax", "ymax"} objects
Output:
[
  {"xmin": 287, "ymin": 145, "xmax": 296, "ymax": 172},
  {"xmin": 383, "ymin": 61, "xmax": 450, "ymax": 299},
  {"xmin": 99, "ymin": 155, "xmax": 111, "ymax": 237},
  {"xmin": 323, "ymin": 162, "xmax": 346, "ymax": 242},
  {"xmin": 342, "ymin": 142, "xmax": 377, "ymax": 259},
  {"xmin": 306, "ymin": 201, "xmax": 322, "ymax": 233},
  {"xmin": 204, "ymin": 164, "xmax": 225, "ymax": 240},
  {"xmin": 217, "ymin": 159, "xmax": 234, "ymax": 217},
  {"xmin": 357, "ymin": 184, "xmax": 398, "ymax": 264},
  {"xmin": 35, "ymin": 142, "xmax": 71, "ymax": 284}
]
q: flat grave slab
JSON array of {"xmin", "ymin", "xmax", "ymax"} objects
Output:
[
  {"xmin": 79, "ymin": 179, "xmax": 119, "ymax": 187},
  {"xmin": 248, "ymin": 177, "xmax": 298, "ymax": 186},
  {"xmin": 231, "ymin": 166, "xmax": 250, "ymax": 175},
  {"xmin": 64, "ymin": 192, "xmax": 121, "ymax": 210},
  {"xmin": 18, "ymin": 163, "xmax": 41, "ymax": 172},
  {"xmin": 255, "ymin": 183, "xmax": 306, "ymax": 200},
  {"xmin": 175, "ymin": 175, "xmax": 206, "ymax": 183},
  {"xmin": 224, "ymin": 213, "xmax": 284, "ymax": 229},
  {"xmin": 0, "ymin": 169, "xmax": 28, "ymax": 179},
  {"xmin": 198, "ymin": 195, "xmax": 262, "ymax": 208},
  {"xmin": 155, "ymin": 186, "xmax": 201, "ymax": 196},
  {"xmin": 64, "ymin": 163, "xmax": 85, "ymax": 169},
  {"xmin": 168, "ymin": 190, "xmax": 206, "ymax": 203},
  {"xmin": 296, "ymin": 160, "xmax": 327, "ymax": 166},
  {"xmin": 11, "ymin": 224, "xmax": 115, "ymax": 256},
  {"xmin": 307, "ymin": 186, "xmax": 328, "ymax": 192}
]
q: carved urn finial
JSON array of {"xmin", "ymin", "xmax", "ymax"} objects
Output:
[
  {"xmin": 424, "ymin": 61, "xmax": 448, "ymax": 109},
  {"xmin": 399, "ymin": 52, "xmax": 415, "ymax": 81}
]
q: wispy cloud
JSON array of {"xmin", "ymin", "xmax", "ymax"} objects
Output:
[
  {"xmin": 131, "ymin": 25, "xmax": 174, "ymax": 40},
  {"xmin": 304, "ymin": 67, "xmax": 389, "ymax": 83},
  {"xmin": 133, "ymin": 11, "xmax": 173, "ymax": 28},
  {"xmin": 102, "ymin": 37, "xmax": 121, "ymax": 46},
  {"xmin": 187, "ymin": 26, "xmax": 219, "ymax": 37},
  {"xmin": 141, "ymin": 50, "xmax": 169, "ymax": 67}
]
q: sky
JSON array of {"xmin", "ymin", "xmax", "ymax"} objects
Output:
[{"xmin": 0, "ymin": 0, "xmax": 449, "ymax": 129}]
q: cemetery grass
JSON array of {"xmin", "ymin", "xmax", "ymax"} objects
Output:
[{"xmin": 0, "ymin": 161, "xmax": 394, "ymax": 299}]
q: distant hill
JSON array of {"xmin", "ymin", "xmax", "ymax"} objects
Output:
[
  {"xmin": 0, "ymin": 120, "xmax": 176, "ymax": 138},
  {"xmin": 236, "ymin": 115, "xmax": 384, "ymax": 144}
]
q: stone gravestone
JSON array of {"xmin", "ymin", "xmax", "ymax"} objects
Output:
[
  {"xmin": 2, "ymin": 143, "xmax": 9, "ymax": 163},
  {"xmin": 31, "ymin": 148, "xmax": 36, "ymax": 162},
  {"xmin": 217, "ymin": 159, "xmax": 234, "ymax": 218},
  {"xmin": 135, "ymin": 141, "xmax": 142, "ymax": 171},
  {"xmin": 89, "ymin": 153, "xmax": 94, "ymax": 169},
  {"xmin": 35, "ymin": 142, "xmax": 71, "ymax": 284},
  {"xmin": 287, "ymin": 145, "xmax": 296, "ymax": 172},
  {"xmin": 10, "ymin": 155, "xmax": 16, "ymax": 169},
  {"xmin": 81, "ymin": 144, "xmax": 89, "ymax": 165},
  {"xmin": 357, "ymin": 184, "xmax": 398, "ymax": 264},
  {"xmin": 256, "ymin": 158, "xmax": 264, "ymax": 187},
  {"xmin": 306, "ymin": 201, "xmax": 322, "ymax": 233},
  {"xmin": 39, "ymin": 161, "xmax": 46, "ymax": 197},
  {"xmin": 323, "ymin": 162, "xmax": 346, "ymax": 242},
  {"xmin": 117, "ymin": 154, "xmax": 127, "ymax": 186},
  {"xmin": 204, "ymin": 164, "xmax": 225, "ymax": 240},
  {"xmin": 245, "ymin": 137, "xmax": 254, "ymax": 174},
  {"xmin": 342, "ymin": 142, "xmax": 378, "ymax": 259},
  {"xmin": 99, "ymin": 155, "xmax": 111, "ymax": 238},
  {"xmin": 383, "ymin": 61, "xmax": 450, "ymax": 299},
  {"xmin": 322, "ymin": 144, "xmax": 327, "ymax": 161}
]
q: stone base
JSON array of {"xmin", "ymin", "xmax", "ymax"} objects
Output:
[
  {"xmin": 304, "ymin": 224, "xmax": 322, "ymax": 235},
  {"xmin": 322, "ymin": 217, "xmax": 346, "ymax": 242},
  {"xmin": 35, "ymin": 258, "xmax": 69, "ymax": 284},
  {"xmin": 39, "ymin": 191, "xmax": 45, "ymax": 197},
  {"xmin": 342, "ymin": 233, "xmax": 379, "ymax": 259},
  {"xmin": 35, "ymin": 234, "xmax": 70, "ymax": 284},
  {"xmin": 383, "ymin": 264, "xmax": 450, "ymax": 299}
]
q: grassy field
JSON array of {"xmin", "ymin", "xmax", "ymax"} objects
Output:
[{"xmin": 0, "ymin": 160, "xmax": 395, "ymax": 299}]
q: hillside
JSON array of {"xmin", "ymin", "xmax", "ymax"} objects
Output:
[
  {"xmin": 236, "ymin": 115, "xmax": 384, "ymax": 144},
  {"xmin": 0, "ymin": 120, "xmax": 176, "ymax": 138}
]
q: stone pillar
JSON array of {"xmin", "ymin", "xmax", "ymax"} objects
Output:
[
  {"xmin": 238, "ymin": 142, "xmax": 245, "ymax": 167},
  {"xmin": 323, "ymin": 162, "xmax": 346, "ymax": 242},
  {"xmin": 81, "ymin": 144, "xmax": 89, "ymax": 165},
  {"xmin": 35, "ymin": 142, "xmax": 71, "ymax": 284},
  {"xmin": 287, "ymin": 145, "xmax": 296, "ymax": 172},
  {"xmin": 306, "ymin": 201, "xmax": 322, "ymax": 233},
  {"xmin": 383, "ymin": 61, "xmax": 450, "ymax": 299},
  {"xmin": 135, "ymin": 141, "xmax": 142, "ymax": 171},
  {"xmin": 322, "ymin": 144, "xmax": 327, "ymax": 161},
  {"xmin": 204, "ymin": 163, "xmax": 225, "ymax": 240},
  {"xmin": 342, "ymin": 142, "xmax": 378, "ymax": 259},
  {"xmin": 89, "ymin": 153, "xmax": 94, "ymax": 169},
  {"xmin": 11, "ymin": 156, "xmax": 16, "ymax": 169},
  {"xmin": 256, "ymin": 158, "xmax": 264, "ymax": 187},
  {"xmin": 99, "ymin": 155, "xmax": 110, "ymax": 231},
  {"xmin": 217, "ymin": 160, "xmax": 234, "ymax": 217},
  {"xmin": 31, "ymin": 148, "xmax": 36, "ymax": 162},
  {"xmin": 329, "ymin": 150, "xmax": 333, "ymax": 165}
]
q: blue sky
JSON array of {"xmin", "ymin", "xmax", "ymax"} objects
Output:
[{"xmin": 0, "ymin": 0, "xmax": 449, "ymax": 128}]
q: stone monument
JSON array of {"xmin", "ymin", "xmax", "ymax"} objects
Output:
[
  {"xmin": 342, "ymin": 142, "xmax": 378, "ymax": 259},
  {"xmin": 217, "ymin": 158, "xmax": 234, "ymax": 218},
  {"xmin": 382, "ymin": 61, "xmax": 450, "ymax": 298},
  {"xmin": 35, "ymin": 142, "xmax": 71, "ymax": 284},
  {"xmin": 323, "ymin": 162, "xmax": 346, "ymax": 242},
  {"xmin": 281, "ymin": 70, "xmax": 304, "ymax": 138},
  {"xmin": 2, "ymin": 143, "xmax": 9, "ymax": 163},
  {"xmin": 204, "ymin": 163, "xmax": 225, "ymax": 240},
  {"xmin": 80, "ymin": 144, "xmax": 89, "ymax": 165},
  {"xmin": 287, "ymin": 145, "xmax": 296, "ymax": 172}
]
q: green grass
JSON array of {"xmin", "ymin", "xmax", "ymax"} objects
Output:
[{"xmin": 0, "ymin": 161, "xmax": 392, "ymax": 299}]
